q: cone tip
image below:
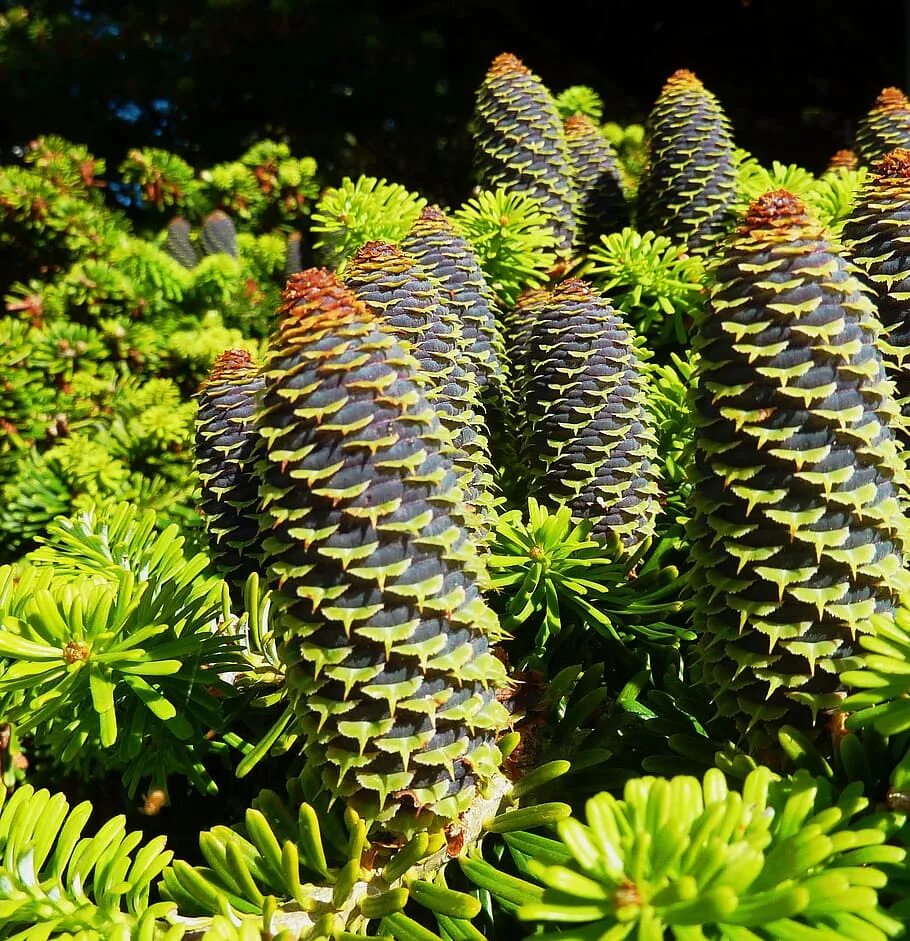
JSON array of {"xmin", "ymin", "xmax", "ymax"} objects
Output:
[{"xmin": 742, "ymin": 190, "xmax": 808, "ymax": 231}]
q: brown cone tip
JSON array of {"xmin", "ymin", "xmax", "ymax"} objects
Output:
[
  {"xmin": 876, "ymin": 148, "xmax": 910, "ymax": 178},
  {"xmin": 874, "ymin": 87, "xmax": 910, "ymax": 111},
  {"xmin": 564, "ymin": 113, "xmax": 598, "ymax": 135},
  {"xmin": 553, "ymin": 277, "xmax": 595, "ymax": 299},
  {"xmin": 351, "ymin": 240, "xmax": 404, "ymax": 264},
  {"xmin": 514, "ymin": 287, "xmax": 550, "ymax": 308},
  {"xmin": 665, "ymin": 69, "xmax": 703, "ymax": 91},
  {"xmin": 826, "ymin": 149, "xmax": 858, "ymax": 172},
  {"xmin": 205, "ymin": 209, "xmax": 231, "ymax": 224},
  {"xmin": 205, "ymin": 348, "xmax": 255, "ymax": 383},
  {"xmin": 489, "ymin": 52, "xmax": 530, "ymax": 77},
  {"xmin": 279, "ymin": 267, "xmax": 372, "ymax": 327},
  {"xmin": 742, "ymin": 190, "xmax": 809, "ymax": 232},
  {"xmin": 419, "ymin": 205, "xmax": 450, "ymax": 224}
]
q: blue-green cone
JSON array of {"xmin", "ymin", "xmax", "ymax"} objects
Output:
[
  {"xmin": 521, "ymin": 279, "xmax": 660, "ymax": 549},
  {"xmin": 564, "ymin": 113, "xmax": 629, "ymax": 248},
  {"xmin": 472, "ymin": 52, "xmax": 577, "ymax": 255},
  {"xmin": 194, "ymin": 348, "xmax": 265, "ymax": 595},
  {"xmin": 256, "ymin": 269, "xmax": 510, "ymax": 830},
  {"xmin": 691, "ymin": 190, "xmax": 910, "ymax": 740},
  {"xmin": 401, "ymin": 206, "xmax": 506, "ymax": 393},
  {"xmin": 637, "ymin": 70, "xmax": 736, "ymax": 253},
  {"xmin": 344, "ymin": 241, "xmax": 498, "ymax": 534}
]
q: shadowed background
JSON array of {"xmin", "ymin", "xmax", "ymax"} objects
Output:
[{"xmin": 1, "ymin": 0, "xmax": 907, "ymax": 204}]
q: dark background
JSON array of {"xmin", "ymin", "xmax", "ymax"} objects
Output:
[{"xmin": 1, "ymin": 0, "xmax": 907, "ymax": 204}]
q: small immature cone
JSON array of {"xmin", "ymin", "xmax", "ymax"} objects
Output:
[
  {"xmin": 855, "ymin": 88, "xmax": 910, "ymax": 166},
  {"xmin": 691, "ymin": 189, "xmax": 910, "ymax": 742},
  {"xmin": 401, "ymin": 206, "xmax": 506, "ymax": 392},
  {"xmin": 164, "ymin": 217, "xmax": 199, "ymax": 269},
  {"xmin": 637, "ymin": 69, "xmax": 737, "ymax": 252},
  {"xmin": 472, "ymin": 52, "xmax": 577, "ymax": 255},
  {"xmin": 256, "ymin": 269, "xmax": 509, "ymax": 829},
  {"xmin": 563, "ymin": 113, "xmax": 629, "ymax": 248},
  {"xmin": 344, "ymin": 242, "xmax": 499, "ymax": 533},
  {"xmin": 843, "ymin": 147, "xmax": 910, "ymax": 447},
  {"xmin": 194, "ymin": 349, "xmax": 265, "ymax": 596},
  {"xmin": 284, "ymin": 230, "xmax": 304, "ymax": 278},
  {"xmin": 520, "ymin": 279, "xmax": 660, "ymax": 549},
  {"xmin": 201, "ymin": 210, "xmax": 238, "ymax": 258}
]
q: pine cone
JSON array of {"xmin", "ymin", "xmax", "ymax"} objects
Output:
[
  {"xmin": 194, "ymin": 349, "xmax": 265, "ymax": 595},
  {"xmin": 256, "ymin": 269, "xmax": 509, "ymax": 829},
  {"xmin": 855, "ymin": 88, "xmax": 910, "ymax": 166},
  {"xmin": 472, "ymin": 52, "xmax": 577, "ymax": 255},
  {"xmin": 843, "ymin": 147, "xmax": 910, "ymax": 445},
  {"xmin": 201, "ymin": 210, "xmax": 238, "ymax": 258},
  {"xmin": 164, "ymin": 216, "xmax": 199, "ymax": 269},
  {"xmin": 691, "ymin": 190, "xmax": 910, "ymax": 740},
  {"xmin": 401, "ymin": 206, "xmax": 506, "ymax": 392},
  {"xmin": 345, "ymin": 242, "xmax": 498, "ymax": 533},
  {"xmin": 521, "ymin": 279, "xmax": 660, "ymax": 548},
  {"xmin": 564, "ymin": 113, "xmax": 629, "ymax": 248},
  {"xmin": 637, "ymin": 69, "xmax": 736, "ymax": 252}
]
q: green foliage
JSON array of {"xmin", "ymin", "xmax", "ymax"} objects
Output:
[
  {"xmin": 554, "ymin": 85, "xmax": 604, "ymax": 122},
  {"xmin": 488, "ymin": 500, "xmax": 689, "ymax": 665},
  {"xmin": 310, "ymin": 175, "xmax": 426, "ymax": 269},
  {"xmin": 0, "ymin": 504, "xmax": 248, "ymax": 795},
  {"xmin": 475, "ymin": 768, "xmax": 905, "ymax": 940},
  {"xmin": 0, "ymin": 781, "xmax": 175, "ymax": 938},
  {"xmin": 583, "ymin": 226, "xmax": 706, "ymax": 345},
  {"xmin": 453, "ymin": 187, "xmax": 556, "ymax": 305}
]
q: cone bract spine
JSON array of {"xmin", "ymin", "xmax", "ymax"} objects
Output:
[
  {"xmin": 520, "ymin": 279, "xmax": 660, "ymax": 548},
  {"xmin": 691, "ymin": 189, "xmax": 910, "ymax": 736},
  {"xmin": 637, "ymin": 69, "xmax": 737, "ymax": 252},
  {"xmin": 472, "ymin": 52, "xmax": 577, "ymax": 255},
  {"xmin": 194, "ymin": 348, "xmax": 266, "ymax": 594},
  {"xmin": 256, "ymin": 269, "xmax": 509, "ymax": 828}
]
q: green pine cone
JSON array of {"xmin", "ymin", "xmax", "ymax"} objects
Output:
[
  {"xmin": 637, "ymin": 69, "xmax": 737, "ymax": 252},
  {"xmin": 401, "ymin": 205, "xmax": 506, "ymax": 393},
  {"xmin": 843, "ymin": 147, "xmax": 910, "ymax": 443},
  {"xmin": 472, "ymin": 52, "xmax": 577, "ymax": 255},
  {"xmin": 256, "ymin": 269, "xmax": 510, "ymax": 829},
  {"xmin": 194, "ymin": 348, "xmax": 265, "ymax": 593},
  {"xmin": 691, "ymin": 190, "xmax": 910, "ymax": 740},
  {"xmin": 564, "ymin": 113, "xmax": 629, "ymax": 248},
  {"xmin": 345, "ymin": 241, "xmax": 498, "ymax": 532},
  {"xmin": 855, "ymin": 87, "xmax": 910, "ymax": 165},
  {"xmin": 520, "ymin": 279, "xmax": 660, "ymax": 548}
]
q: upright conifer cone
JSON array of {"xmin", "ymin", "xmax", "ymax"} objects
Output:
[
  {"xmin": 201, "ymin": 210, "xmax": 238, "ymax": 257},
  {"xmin": 691, "ymin": 191, "xmax": 910, "ymax": 738},
  {"xmin": 256, "ymin": 270, "xmax": 509, "ymax": 828},
  {"xmin": 164, "ymin": 216, "xmax": 200, "ymax": 269},
  {"xmin": 637, "ymin": 69, "xmax": 736, "ymax": 252},
  {"xmin": 472, "ymin": 52, "xmax": 577, "ymax": 254},
  {"xmin": 194, "ymin": 349, "xmax": 265, "ymax": 594},
  {"xmin": 401, "ymin": 206, "xmax": 506, "ymax": 392},
  {"xmin": 843, "ymin": 148, "xmax": 910, "ymax": 443},
  {"xmin": 563, "ymin": 113, "xmax": 629, "ymax": 248},
  {"xmin": 521, "ymin": 279, "xmax": 660, "ymax": 548},
  {"xmin": 855, "ymin": 88, "xmax": 910, "ymax": 165},
  {"xmin": 345, "ymin": 242, "xmax": 498, "ymax": 531},
  {"xmin": 827, "ymin": 149, "xmax": 858, "ymax": 173}
]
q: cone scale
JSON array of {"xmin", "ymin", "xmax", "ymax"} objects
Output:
[
  {"xmin": 256, "ymin": 270, "xmax": 509, "ymax": 828},
  {"xmin": 691, "ymin": 190, "xmax": 910, "ymax": 738}
]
